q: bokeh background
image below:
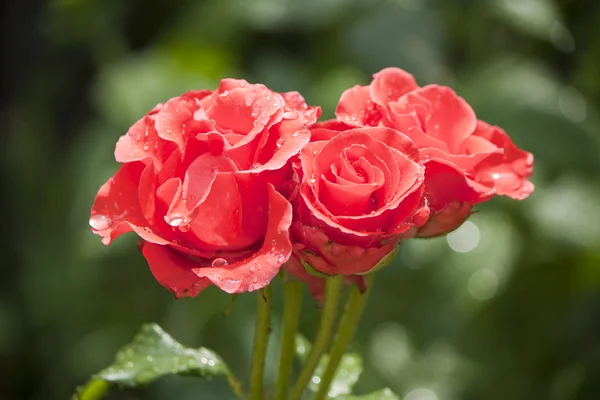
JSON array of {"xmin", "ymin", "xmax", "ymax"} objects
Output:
[{"xmin": 2, "ymin": 0, "xmax": 600, "ymax": 399}]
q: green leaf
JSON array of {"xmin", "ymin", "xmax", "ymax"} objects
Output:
[
  {"xmin": 309, "ymin": 353, "xmax": 362, "ymax": 397},
  {"xmin": 295, "ymin": 334, "xmax": 363, "ymax": 398},
  {"xmin": 339, "ymin": 388, "xmax": 401, "ymax": 400},
  {"xmin": 73, "ymin": 323, "xmax": 232, "ymax": 399}
]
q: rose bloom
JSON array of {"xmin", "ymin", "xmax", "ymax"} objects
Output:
[
  {"xmin": 336, "ymin": 68, "xmax": 534, "ymax": 236},
  {"xmin": 90, "ymin": 79, "xmax": 320, "ymax": 297},
  {"xmin": 285, "ymin": 125, "xmax": 429, "ymax": 286}
]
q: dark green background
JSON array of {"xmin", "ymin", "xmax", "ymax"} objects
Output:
[{"xmin": 2, "ymin": 0, "xmax": 600, "ymax": 399}]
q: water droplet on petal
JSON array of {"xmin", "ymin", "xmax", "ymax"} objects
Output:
[
  {"xmin": 292, "ymin": 131, "xmax": 300, "ymax": 137},
  {"xmin": 278, "ymin": 255, "xmax": 286, "ymax": 263},
  {"xmin": 143, "ymin": 142, "xmax": 150, "ymax": 151},
  {"xmin": 248, "ymin": 284, "xmax": 254, "ymax": 291},
  {"xmin": 178, "ymin": 224, "xmax": 190, "ymax": 232},
  {"xmin": 253, "ymin": 276, "xmax": 258, "ymax": 283},
  {"xmin": 276, "ymin": 138, "xmax": 284, "ymax": 148},
  {"xmin": 167, "ymin": 215, "xmax": 186, "ymax": 227},
  {"xmin": 212, "ymin": 258, "xmax": 228, "ymax": 267},
  {"xmin": 492, "ymin": 173, "xmax": 501, "ymax": 180},
  {"xmin": 257, "ymin": 264, "xmax": 262, "ymax": 270},
  {"xmin": 249, "ymin": 265, "xmax": 256, "ymax": 272},
  {"xmin": 89, "ymin": 214, "xmax": 112, "ymax": 230},
  {"xmin": 251, "ymin": 163, "xmax": 260, "ymax": 170},
  {"xmin": 308, "ymin": 177, "xmax": 317, "ymax": 185}
]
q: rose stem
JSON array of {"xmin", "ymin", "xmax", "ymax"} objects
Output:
[
  {"xmin": 249, "ymin": 285, "xmax": 272, "ymax": 400},
  {"xmin": 313, "ymin": 274, "xmax": 375, "ymax": 400},
  {"xmin": 288, "ymin": 275, "xmax": 344, "ymax": 400},
  {"xmin": 273, "ymin": 280, "xmax": 304, "ymax": 400}
]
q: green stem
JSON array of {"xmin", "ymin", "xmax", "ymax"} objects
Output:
[
  {"xmin": 289, "ymin": 275, "xmax": 344, "ymax": 400},
  {"xmin": 250, "ymin": 285, "xmax": 272, "ymax": 400},
  {"xmin": 226, "ymin": 370, "xmax": 247, "ymax": 400},
  {"xmin": 314, "ymin": 274, "xmax": 375, "ymax": 400},
  {"xmin": 73, "ymin": 379, "xmax": 110, "ymax": 400},
  {"xmin": 273, "ymin": 281, "xmax": 304, "ymax": 400}
]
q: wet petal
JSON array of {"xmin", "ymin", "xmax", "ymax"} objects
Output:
[
  {"xmin": 189, "ymin": 172, "xmax": 249, "ymax": 250},
  {"xmin": 335, "ymin": 85, "xmax": 382, "ymax": 126},
  {"xmin": 416, "ymin": 85, "xmax": 477, "ymax": 151},
  {"xmin": 206, "ymin": 87, "xmax": 284, "ymax": 137},
  {"xmin": 154, "ymin": 96, "xmax": 196, "ymax": 156},
  {"xmin": 90, "ymin": 162, "xmax": 169, "ymax": 246},
  {"xmin": 294, "ymin": 223, "xmax": 398, "ymax": 275},
  {"xmin": 423, "ymin": 160, "xmax": 493, "ymax": 212},
  {"xmin": 415, "ymin": 201, "xmax": 473, "ymax": 238},
  {"xmin": 320, "ymin": 177, "xmax": 381, "ymax": 216},
  {"xmin": 193, "ymin": 184, "xmax": 293, "ymax": 293},
  {"xmin": 114, "ymin": 115, "xmax": 161, "ymax": 164},
  {"xmin": 370, "ymin": 67, "xmax": 419, "ymax": 106},
  {"xmin": 142, "ymin": 242, "xmax": 211, "ymax": 298},
  {"xmin": 472, "ymin": 121, "xmax": 534, "ymax": 199}
]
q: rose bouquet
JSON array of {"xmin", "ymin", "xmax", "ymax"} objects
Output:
[{"xmin": 78, "ymin": 67, "xmax": 533, "ymax": 400}]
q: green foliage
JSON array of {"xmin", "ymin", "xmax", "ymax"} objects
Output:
[
  {"xmin": 295, "ymin": 335, "xmax": 399, "ymax": 399},
  {"xmin": 73, "ymin": 324, "xmax": 231, "ymax": 399}
]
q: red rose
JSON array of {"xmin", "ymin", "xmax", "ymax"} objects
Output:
[
  {"xmin": 336, "ymin": 68, "xmax": 534, "ymax": 236},
  {"xmin": 90, "ymin": 79, "xmax": 320, "ymax": 297},
  {"xmin": 287, "ymin": 126, "xmax": 429, "ymax": 277}
]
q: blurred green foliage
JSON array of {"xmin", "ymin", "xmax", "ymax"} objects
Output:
[{"xmin": 2, "ymin": 0, "xmax": 600, "ymax": 399}]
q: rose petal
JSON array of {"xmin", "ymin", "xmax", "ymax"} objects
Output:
[
  {"xmin": 310, "ymin": 120, "xmax": 355, "ymax": 142},
  {"xmin": 91, "ymin": 162, "xmax": 170, "ymax": 246},
  {"xmin": 138, "ymin": 162, "xmax": 157, "ymax": 224},
  {"xmin": 320, "ymin": 177, "xmax": 381, "ymax": 216},
  {"xmin": 416, "ymin": 85, "xmax": 477, "ymax": 152},
  {"xmin": 154, "ymin": 95, "xmax": 196, "ymax": 156},
  {"xmin": 282, "ymin": 91, "xmax": 322, "ymax": 124},
  {"xmin": 421, "ymin": 147, "xmax": 500, "ymax": 173},
  {"xmin": 361, "ymin": 126, "xmax": 420, "ymax": 161},
  {"xmin": 114, "ymin": 114, "xmax": 162, "ymax": 164},
  {"xmin": 295, "ymin": 223, "xmax": 397, "ymax": 275},
  {"xmin": 472, "ymin": 121, "xmax": 534, "ymax": 199},
  {"xmin": 189, "ymin": 172, "xmax": 249, "ymax": 250},
  {"xmin": 423, "ymin": 160, "xmax": 493, "ymax": 212},
  {"xmin": 142, "ymin": 242, "xmax": 211, "ymax": 298},
  {"xmin": 193, "ymin": 184, "xmax": 293, "ymax": 293},
  {"xmin": 370, "ymin": 67, "xmax": 419, "ymax": 106},
  {"xmin": 335, "ymin": 85, "xmax": 382, "ymax": 126},
  {"xmin": 245, "ymin": 129, "xmax": 311, "ymax": 174},
  {"xmin": 415, "ymin": 201, "xmax": 473, "ymax": 238},
  {"xmin": 206, "ymin": 87, "xmax": 284, "ymax": 138}
]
